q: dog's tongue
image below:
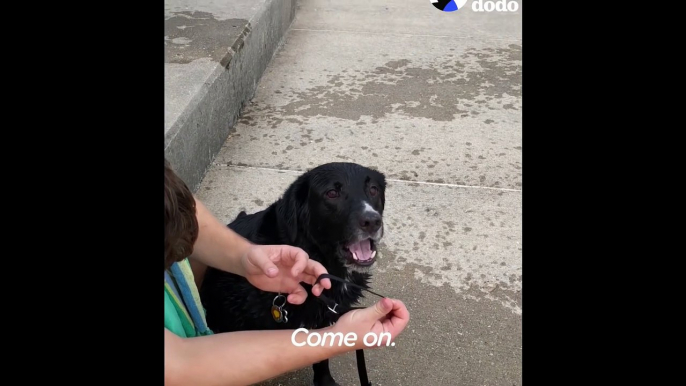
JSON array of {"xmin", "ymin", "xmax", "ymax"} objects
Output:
[{"xmin": 348, "ymin": 239, "xmax": 373, "ymax": 261}]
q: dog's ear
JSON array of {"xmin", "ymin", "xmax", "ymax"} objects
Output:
[{"xmin": 276, "ymin": 174, "xmax": 310, "ymax": 243}]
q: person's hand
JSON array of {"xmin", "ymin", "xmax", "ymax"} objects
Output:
[
  {"xmin": 331, "ymin": 298, "xmax": 410, "ymax": 351},
  {"xmin": 240, "ymin": 244, "xmax": 332, "ymax": 304}
]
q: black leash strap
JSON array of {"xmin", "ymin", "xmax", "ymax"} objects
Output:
[
  {"xmin": 314, "ymin": 274, "xmax": 387, "ymax": 386},
  {"xmin": 356, "ymin": 349, "xmax": 370, "ymax": 386}
]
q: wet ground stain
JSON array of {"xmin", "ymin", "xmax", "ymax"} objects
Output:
[
  {"xmin": 239, "ymin": 44, "xmax": 521, "ymax": 125},
  {"xmin": 165, "ymin": 11, "xmax": 249, "ymax": 65},
  {"xmin": 285, "ymin": 45, "xmax": 520, "ymax": 122}
]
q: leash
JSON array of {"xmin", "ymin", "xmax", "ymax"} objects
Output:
[{"xmin": 314, "ymin": 273, "xmax": 388, "ymax": 386}]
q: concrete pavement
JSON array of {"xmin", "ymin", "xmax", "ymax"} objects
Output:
[{"xmin": 195, "ymin": 1, "xmax": 522, "ymax": 384}]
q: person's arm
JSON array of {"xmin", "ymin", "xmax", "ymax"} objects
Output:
[
  {"xmin": 165, "ymin": 298, "xmax": 409, "ymax": 386},
  {"xmin": 187, "ymin": 197, "xmax": 331, "ymax": 301},
  {"xmin": 165, "ymin": 327, "xmax": 346, "ymax": 386},
  {"xmin": 189, "ymin": 197, "xmax": 253, "ymax": 277}
]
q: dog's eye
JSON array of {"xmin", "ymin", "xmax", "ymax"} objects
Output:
[
  {"xmin": 326, "ymin": 190, "xmax": 340, "ymax": 199},
  {"xmin": 370, "ymin": 186, "xmax": 378, "ymax": 196}
]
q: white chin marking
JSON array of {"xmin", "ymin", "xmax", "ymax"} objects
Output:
[{"xmin": 372, "ymin": 227, "xmax": 383, "ymax": 241}]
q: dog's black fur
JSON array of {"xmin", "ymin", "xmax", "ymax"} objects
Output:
[{"xmin": 200, "ymin": 162, "xmax": 387, "ymax": 386}]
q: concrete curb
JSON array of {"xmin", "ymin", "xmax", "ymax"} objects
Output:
[{"xmin": 165, "ymin": 0, "xmax": 298, "ymax": 192}]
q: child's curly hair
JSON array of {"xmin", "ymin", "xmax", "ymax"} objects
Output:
[{"xmin": 164, "ymin": 159, "xmax": 199, "ymax": 270}]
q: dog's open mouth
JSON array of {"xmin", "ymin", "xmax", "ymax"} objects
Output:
[{"xmin": 343, "ymin": 238, "xmax": 377, "ymax": 266}]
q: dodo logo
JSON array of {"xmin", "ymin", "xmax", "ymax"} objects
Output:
[
  {"xmin": 430, "ymin": 0, "xmax": 468, "ymax": 12},
  {"xmin": 431, "ymin": 0, "xmax": 520, "ymax": 13}
]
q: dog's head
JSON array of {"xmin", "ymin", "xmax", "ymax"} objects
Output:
[{"xmin": 277, "ymin": 162, "xmax": 387, "ymax": 273}]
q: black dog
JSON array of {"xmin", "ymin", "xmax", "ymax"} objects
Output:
[{"xmin": 200, "ymin": 162, "xmax": 387, "ymax": 386}]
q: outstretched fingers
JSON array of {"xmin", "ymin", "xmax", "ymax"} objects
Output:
[{"xmin": 281, "ymin": 245, "xmax": 310, "ymax": 277}]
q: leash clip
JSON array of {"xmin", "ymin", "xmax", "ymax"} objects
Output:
[{"xmin": 327, "ymin": 303, "xmax": 339, "ymax": 314}]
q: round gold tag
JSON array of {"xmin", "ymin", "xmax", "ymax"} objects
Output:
[{"xmin": 271, "ymin": 305, "xmax": 282, "ymax": 322}]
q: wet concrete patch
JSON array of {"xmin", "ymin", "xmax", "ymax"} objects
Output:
[
  {"xmin": 165, "ymin": 11, "xmax": 249, "ymax": 65},
  {"xmin": 244, "ymin": 44, "xmax": 521, "ymax": 122}
]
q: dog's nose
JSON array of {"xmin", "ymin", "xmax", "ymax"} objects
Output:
[{"xmin": 359, "ymin": 212, "xmax": 382, "ymax": 234}]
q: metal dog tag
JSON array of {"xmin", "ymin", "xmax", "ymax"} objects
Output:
[{"xmin": 272, "ymin": 294, "xmax": 289, "ymax": 323}]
